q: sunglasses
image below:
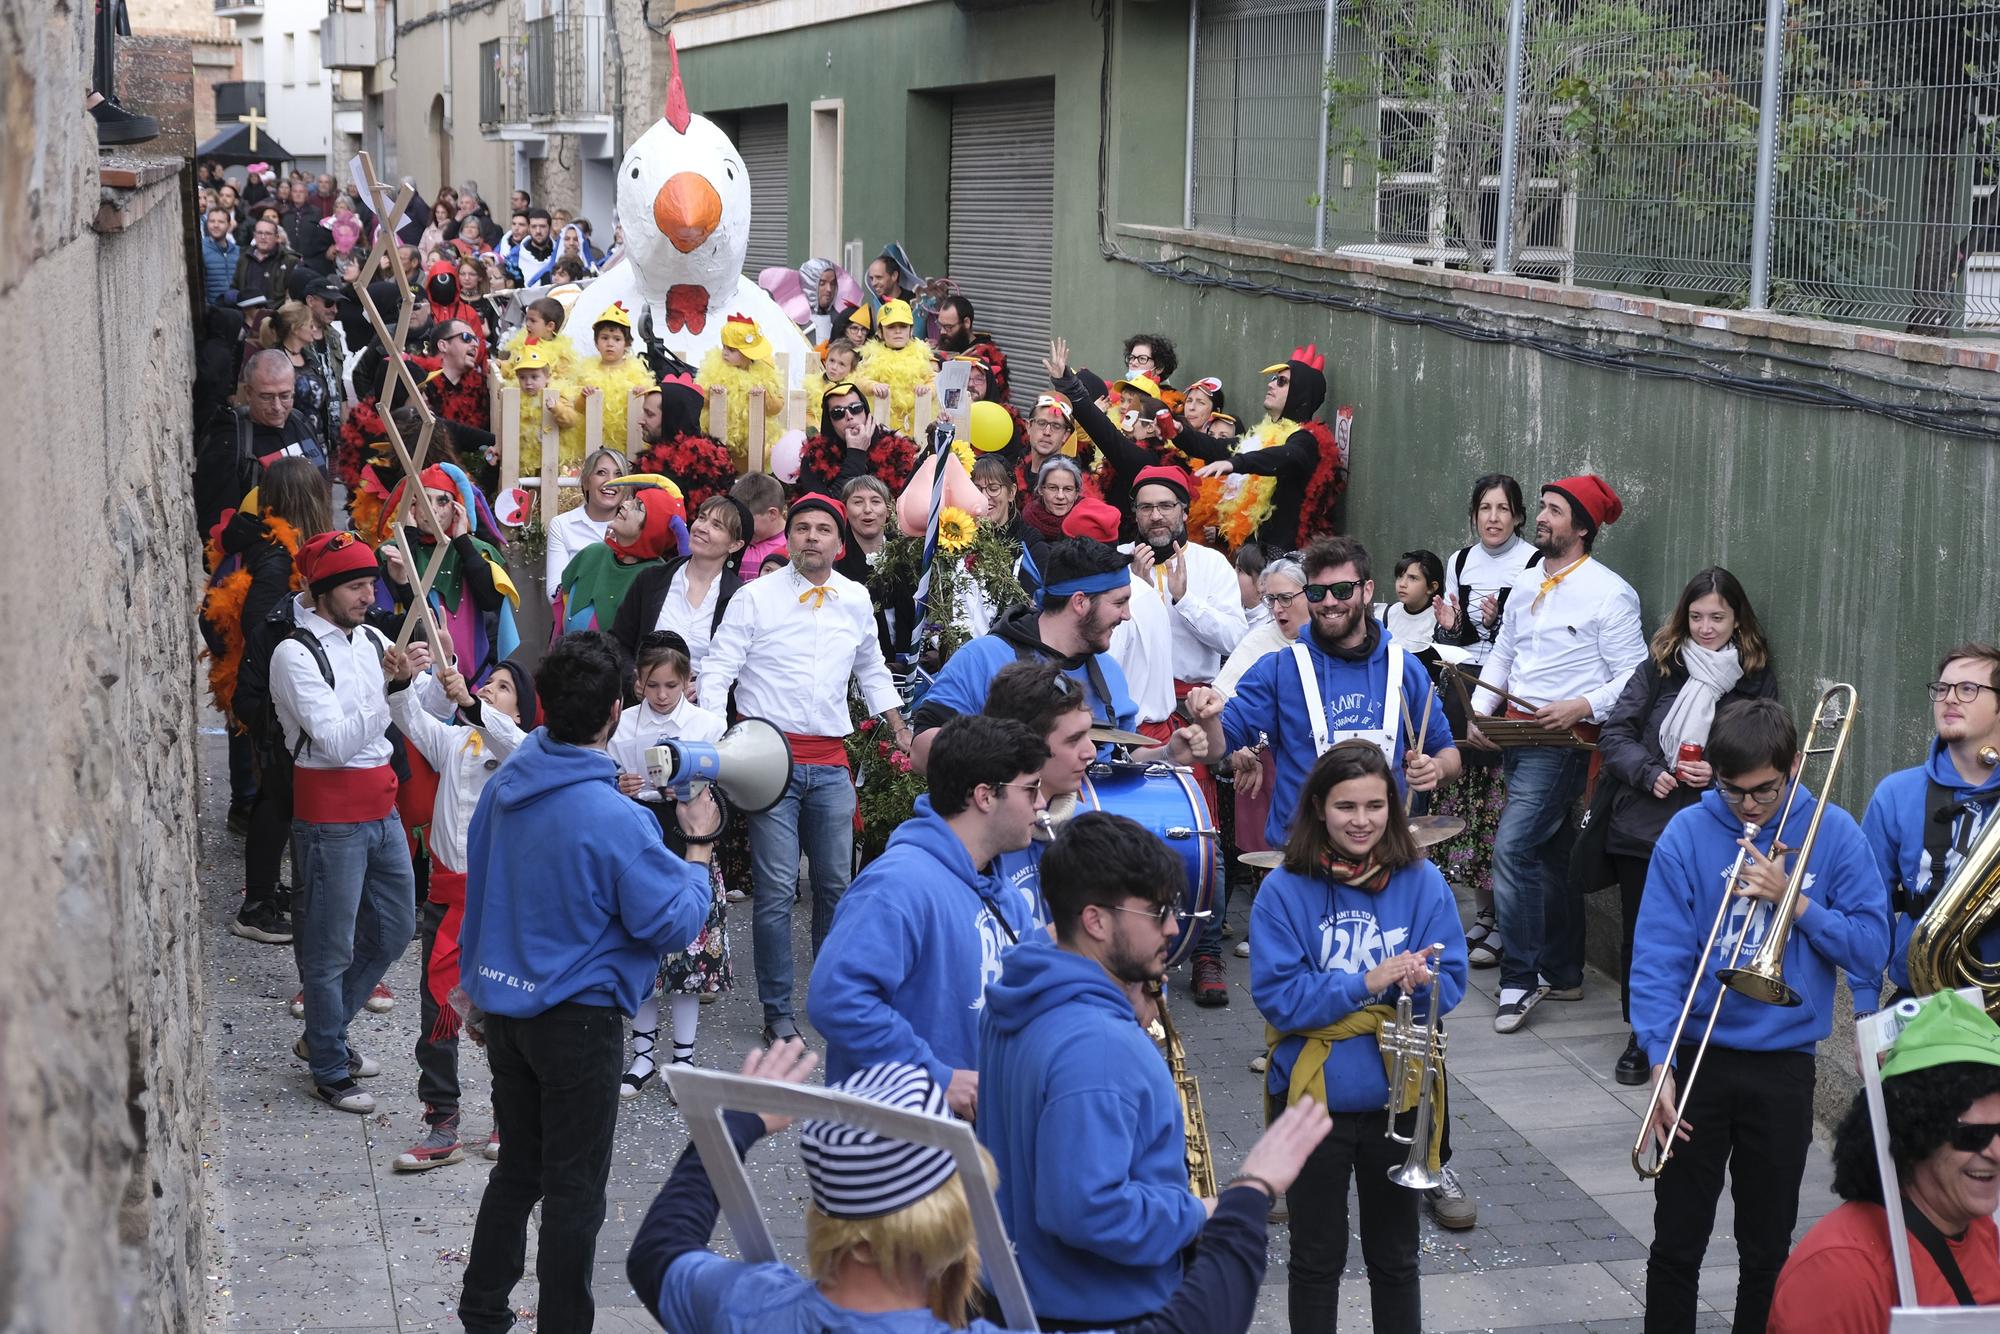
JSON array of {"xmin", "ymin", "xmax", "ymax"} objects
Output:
[
  {"xmin": 449, "ymin": 331, "xmax": 479, "ymax": 345},
  {"xmin": 1303, "ymin": 580, "xmax": 1360, "ymax": 603},
  {"xmin": 1104, "ymin": 899, "xmax": 1209, "ymax": 928},
  {"xmin": 827, "ymin": 403, "xmax": 868, "ymax": 420},
  {"xmin": 1950, "ymin": 1120, "xmax": 2000, "ymax": 1153}
]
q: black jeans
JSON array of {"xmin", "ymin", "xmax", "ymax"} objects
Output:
[
  {"xmin": 459, "ymin": 1002, "xmax": 626, "ymax": 1334},
  {"xmin": 244, "ymin": 756, "xmax": 292, "ymax": 903},
  {"xmin": 1646, "ymin": 1045, "xmax": 1814, "ymax": 1334},
  {"xmin": 1282, "ymin": 1102, "xmax": 1422, "ymax": 1334},
  {"xmin": 1612, "ymin": 852, "xmax": 1654, "ymax": 1024},
  {"xmin": 414, "ymin": 898, "xmax": 458, "ymax": 1121}
]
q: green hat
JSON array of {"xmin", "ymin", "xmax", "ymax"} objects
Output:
[{"xmin": 1882, "ymin": 990, "xmax": 2000, "ymax": 1080}]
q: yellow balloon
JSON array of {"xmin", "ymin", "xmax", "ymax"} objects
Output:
[{"xmin": 969, "ymin": 400, "xmax": 1013, "ymax": 453}]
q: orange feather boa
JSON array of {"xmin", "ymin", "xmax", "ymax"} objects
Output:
[{"xmin": 200, "ymin": 515, "xmax": 304, "ymax": 725}]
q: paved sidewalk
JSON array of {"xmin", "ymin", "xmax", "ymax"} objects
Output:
[{"xmin": 196, "ymin": 731, "xmax": 1834, "ymax": 1332}]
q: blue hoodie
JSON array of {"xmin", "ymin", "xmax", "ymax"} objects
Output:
[
  {"xmin": 1249, "ymin": 860, "xmax": 1467, "ymax": 1111},
  {"xmin": 1221, "ymin": 630, "xmax": 1452, "ymax": 847},
  {"xmin": 1631, "ymin": 785, "xmax": 1890, "ymax": 1067},
  {"xmin": 1853, "ymin": 742, "xmax": 2000, "ymax": 1010},
  {"xmin": 977, "ymin": 937, "xmax": 1207, "ymax": 1324},
  {"xmin": 990, "ymin": 837, "xmax": 1053, "ymax": 934},
  {"xmin": 808, "ymin": 796, "xmax": 1038, "ymax": 1088},
  {"xmin": 459, "ymin": 729, "xmax": 709, "ymax": 1017}
]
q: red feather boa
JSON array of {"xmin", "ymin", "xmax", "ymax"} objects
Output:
[
  {"xmin": 635, "ymin": 432, "xmax": 738, "ymax": 512},
  {"xmin": 800, "ymin": 428, "xmax": 918, "ymax": 494},
  {"xmin": 1295, "ymin": 410, "xmax": 1352, "ymax": 547}
]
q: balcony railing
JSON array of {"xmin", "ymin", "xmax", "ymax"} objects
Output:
[
  {"xmin": 214, "ymin": 0, "xmax": 261, "ymax": 13},
  {"xmin": 518, "ymin": 12, "xmax": 608, "ymax": 120}
]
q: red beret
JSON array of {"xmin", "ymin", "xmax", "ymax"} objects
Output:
[
  {"xmin": 1061, "ymin": 497, "xmax": 1122, "ymax": 544},
  {"xmin": 295, "ymin": 531, "xmax": 379, "ymax": 597},
  {"xmin": 1542, "ymin": 474, "xmax": 1623, "ymax": 532}
]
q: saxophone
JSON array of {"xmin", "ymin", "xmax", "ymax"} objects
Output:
[
  {"xmin": 1907, "ymin": 794, "xmax": 2000, "ymax": 1016},
  {"xmin": 1146, "ymin": 983, "xmax": 1218, "ymax": 1197}
]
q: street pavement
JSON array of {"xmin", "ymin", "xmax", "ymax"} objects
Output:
[{"xmin": 196, "ymin": 730, "xmax": 1834, "ymax": 1332}]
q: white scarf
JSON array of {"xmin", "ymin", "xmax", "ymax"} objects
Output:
[{"xmin": 1657, "ymin": 643, "xmax": 1744, "ymax": 761}]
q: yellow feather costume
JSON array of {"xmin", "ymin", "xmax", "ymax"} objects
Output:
[
  {"xmin": 855, "ymin": 340, "xmax": 937, "ymax": 436},
  {"xmin": 572, "ymin": 355, "xmax": 655, "ymax": 462},
  {"xmin": 697, "ymin": 349, "xmax": 785, "ymax": 470},
  {"xmin": 495, "ymin": 326, "xmax": 576, "ymax": 383}
]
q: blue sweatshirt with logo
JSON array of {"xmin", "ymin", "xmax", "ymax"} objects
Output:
[
  {"xmin": 1249, "ymin": 859, "xmax": 1467, "ymax": 1112},
  {"xmin": 1222, "ymin": 629, "xmax": 1452, "ymax": 847},
  {"xmin": 808, "ymin": 796, "xmax": 1037, "ymax": 1089},
  {"xmin": 1631, "ymin": 785, "xmax": 1889, "ymax": 1067},
  {"xmin": 1853, "ymin": 741, "xmax": 2000, "ymax": 1011},
  {"xmin": 460, "ymin": 729, "xmax": 709, "ymax": 1017},
  {"xmin": 977, "ymin": 936, "xmax": 1208, "ymax": 1324}
]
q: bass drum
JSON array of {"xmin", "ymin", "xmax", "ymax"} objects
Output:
[{"xmin": 1075, "ymin": 762, "xmax": 1218, "ymax": 967}]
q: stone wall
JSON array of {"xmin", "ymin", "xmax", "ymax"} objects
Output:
[{"xmin": 0, "ymin": 4, "xmax": 206, "ymax": 1330}]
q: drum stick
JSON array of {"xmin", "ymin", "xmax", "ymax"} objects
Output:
[
  {"xmin": 1444, "ymin": 662, "xmax": 1544, "ymax": 718},
  {"xmin": 1415, "ymin": 683, "xmax": 1436, "ymax": 755}
]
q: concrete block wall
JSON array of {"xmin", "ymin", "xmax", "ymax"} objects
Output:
[{"xmin": 0, "ymin": 3, "xmax": 206, "ymax": 1329}]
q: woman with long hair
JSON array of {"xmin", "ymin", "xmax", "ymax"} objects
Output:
[
  {"xmin": 1430, "ymin": 473, "xmax": 1540, "ymax": 970},
  {"xmin": 610, "ymin": 493, "xmax": 747, "ymax": 683},
  {"xmin": 1250, "ymin": 741, "xmax": 1467, "ymax": 1334},
  {"xmin": 543, "ymin": 447, "xmax": 629, "ymax": 595},
  {"xmin": 1597, "ymin": 565, "xmax": 1779, "ymax": 1085},
  {"xmin": 199, "ymin": 457, "xmax": 334, "ymax": 945}
]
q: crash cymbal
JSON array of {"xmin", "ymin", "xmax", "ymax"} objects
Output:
[
  {"xmin": 1408, "ymin": 815, "xmax": 1467, "ymax": 849},
  {"xmin": 1236, "ymin": 850, "xmax": 1285, "ymax": 870},
  {"xmin": 1089, "ymin": 724, "xmax": 1157, "ymax": 748}
]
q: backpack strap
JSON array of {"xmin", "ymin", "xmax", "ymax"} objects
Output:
[
  {"xmin": 283, "ymin": 626, "xmax": 337, "ymax": 762},
  {"xmin": 1902, "ymin": 777, "xmax": 1982, "ymax": 916}
]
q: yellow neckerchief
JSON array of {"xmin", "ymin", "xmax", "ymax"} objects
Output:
[
  {"xmin": 1263, "ymin": 1005, "xmax": 1444, "ymax": 1175},
  {"xmin": 1532, "ymin": 553, "xmax": 1591, "ymax": 612},
  {"xmin": 797, "ymin": 574, "xmax": 837, "ymax": 609}
]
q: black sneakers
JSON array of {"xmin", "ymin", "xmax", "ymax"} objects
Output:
[
  {"xmin": 230, "ymin": 899, "xmax": 293, "ymax": 944},
  {"xmin": 89, "ymin": 96, "xmax": 160, "ymax": 146}
]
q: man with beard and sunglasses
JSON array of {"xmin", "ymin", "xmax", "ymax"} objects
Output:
[
  {"xmin": 1471, "ymin": 474, "xmax": 1646, "ymax": 1034},
  {"xmin": 1221, "ymin": 535, "xmax": 1458, "ymax": 856},
  {"xmin": 978, "ymin": 811, "xmax": 1214, "ymax": 1330}
]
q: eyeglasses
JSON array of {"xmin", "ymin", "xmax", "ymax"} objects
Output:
[
  {"xmin": 991, "ymin": 779, "xmax": 1043, "ymax": 801},
  {"xmin": 1134, "ymin": 501, "xmax": 1182, "ymax": 516},
  {"xmin": 1303, "ymin": 580, "xmax": 1360, "ymax": 603},
  {"xmin": 827, "ymin": 403, "xmax": 868, "ymax": 420},
  {"xmin": 1949, "ymin": 1120, "xmax": 2000, "ymax": 1153},
  {"xmin": 1718, "ymin": 777, "xmax": 1786, "ymax": 806},
  {"xmin": 1262, "ymin": 589, "xmax": 1304, "ymax": 607},
  {"xmin": 1928, "ymin": 681, "xmax": 2000, "ymax": 704},
  {"xmin": 1127, "ymin": 353, "xmax": 1155, "ymax": 366}
]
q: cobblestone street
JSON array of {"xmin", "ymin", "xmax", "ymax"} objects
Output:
[{"xmin": 197, "ymin": 732, "xmax": 1835, "ymax": 1333}]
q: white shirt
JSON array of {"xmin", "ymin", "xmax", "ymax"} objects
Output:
[
  {"xmin": 1215, "ymin": 619, "xmax": 1297, "ymax": 697},
  {"xmin": 1109, "ymin": 572, "xmax": 1177, "ymax": 726},
  {"xmin": 700, "ymin": 564, "xmax": 902, "ymax": 738},
  {"xmin": 1384, "ymin": 602, "xmax": 1437, "ymax": 653},
  {"xmin": 271, "ymin": 596, "xmax": 394, "ymax": 770},
  {"xmin": 1145, "ymin": 540, "xmax": 1247, "ymax": 684},
  {"xmin": 1472, "ymin": 555, "xmax": 1647, "ymax": 722},
  {"xmin": 1444, "ymin": 534, "xmax": 1538, "ymax": 664},
  {"xmin": 545, "ymin": 507, "xmax": 611, "ymax": 596},
  {"xmin": 605, "ymin": 696, "xmax": 730, "ymax": 802},
  {"xmin": 654, "ymin": 563, "xmax": 723, "ymax": 677},
  {"xmin": 388, "ymin": 675, "xmax": 526, "ymax": 871}
]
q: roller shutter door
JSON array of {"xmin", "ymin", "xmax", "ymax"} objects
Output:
[
  {"xmin": 947, "ymin": 83, "xmax": 1055, "ymax": 411},
  {"xmin": 716, "ymin": 107, "xmax": 790, "ymax": 275}
]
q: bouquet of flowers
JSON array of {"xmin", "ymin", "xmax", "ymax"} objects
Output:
[
  {"xmin": 846, "ymin": 715, "xmax": 926, "ymax": 863},
  {"xmin": 871, "ymin": 510, "xmax": 1027, "ymax": 662}
]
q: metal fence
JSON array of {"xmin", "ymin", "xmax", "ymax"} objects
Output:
[
  {"xmin": 498, "ymin": 8, "xmax": 609, "ymax": 122},
  {"xmin": 478, "ymin": 38, "xmax": 504, "ymax": 128},
  {"xmin": 1186, "ymin": 0, "xmax": 2000, "ymax": 333}
]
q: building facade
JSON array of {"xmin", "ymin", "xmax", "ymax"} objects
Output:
[
  {"xmin": 125, "ymin": 0, "xmax": 241, "ymax": 140},
  {"xmin": 220, "ymin": 0, "xmax": 334, "ymax": 170}
]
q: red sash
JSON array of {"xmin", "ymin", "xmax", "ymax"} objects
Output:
[
  {"xmin": 786, "ymin": 733, "xmax": 852, "ymax": 770},
  {"xmin": 293, "ymin": 765, "xmax": 398, "ymax": 824}
]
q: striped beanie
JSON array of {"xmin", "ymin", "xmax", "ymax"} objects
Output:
[{"xmin": 798, "ymin": 1063, "xmax": 958, "ymax": 1220}]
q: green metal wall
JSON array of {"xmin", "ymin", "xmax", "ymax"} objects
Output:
[{"xmin": 680, "ymin": 0, "xmax": 2000, "ymax": 810}]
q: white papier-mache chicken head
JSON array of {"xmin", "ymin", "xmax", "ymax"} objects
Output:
[{"xmin": 617, "ymin": 36, "xmax": 752, "ymax": 313}]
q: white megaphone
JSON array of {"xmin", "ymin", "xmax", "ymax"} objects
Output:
[{"xmin": 643, "ymin": 717, "xmax": 795, "ymax": 813}]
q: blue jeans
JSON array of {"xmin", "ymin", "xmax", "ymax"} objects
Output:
[
  {"xmin": 746, "ymin": 763, "xmax": 855, "ymax": 1030},
  {"xmin": 291, "ymin": 815, "xmax": 416, "ymax": 1085},
  {"xmin": 1492, "ymin": 746, "xmax": 1589, "ymax": 995}
]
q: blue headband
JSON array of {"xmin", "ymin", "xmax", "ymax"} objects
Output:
[{"xmin": 1041, "ymin": 568, "xmax": 1129, "ymax": 602}]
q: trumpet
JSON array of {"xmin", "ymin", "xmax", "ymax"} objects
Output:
[
  {"xmin": 1630, "ymin": 684, "xmax": 1859, "ymax": 1179},
  {"xmin": 1381, "ymin": 943, "xmax": 1447, "ymax": 1190}
]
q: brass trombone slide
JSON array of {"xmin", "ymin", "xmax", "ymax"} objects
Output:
[{"xmin": 1629, "ymin": 683, "xmax": 1860, "ymax": 1180}]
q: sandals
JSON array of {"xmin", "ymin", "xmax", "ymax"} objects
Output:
[
  {"xmin": 620, "ymin": 1028, "xmax": 658, "ymax": 1100},
  {"xmin": 1467, "ymin": 908, "xmax": 1503, "ymax": 969}
]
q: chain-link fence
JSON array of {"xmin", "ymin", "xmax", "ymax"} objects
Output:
[{"xmin": 1185, "ymin": 0, "xmax": 2000, "ymax": 333}]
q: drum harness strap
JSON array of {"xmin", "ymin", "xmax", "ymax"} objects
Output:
[{"xmin": 1292, "ymin": 639, "xmax": 1403, "ymax": 766}]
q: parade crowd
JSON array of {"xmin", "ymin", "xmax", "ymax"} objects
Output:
[{"xmin": 191, "ymin": 156, "xmax": 2000, "ymax": 1334}]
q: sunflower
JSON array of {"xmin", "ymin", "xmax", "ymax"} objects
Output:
[
  {"xmin": 950, "ymin": 436, "xmax": 978, "ymax": 474},
  {"xmin": 936, "ymin": 506, "xmax": 978, "ymax": 553}
]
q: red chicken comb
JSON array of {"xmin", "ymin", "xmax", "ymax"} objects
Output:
[
  {"xmin": 1290, "ymin": 343, "xmax": 1325, "ymax": 370},
  {"xmin": 661, "ymin": 372, "xmax": 701, "ymax": 391},
  {"xmin": 664, "ymin": 34, "xmax": 691, "ymax": 135}
]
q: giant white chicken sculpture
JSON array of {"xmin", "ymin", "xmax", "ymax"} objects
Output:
[{"xmin": 561, "ymin": 38, "xmax": 815, "ymax": 386}]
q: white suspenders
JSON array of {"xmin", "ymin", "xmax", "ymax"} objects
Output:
[{"xmin": 1291, "ymin": 640, "xmax": 1405, "ymax": 766}]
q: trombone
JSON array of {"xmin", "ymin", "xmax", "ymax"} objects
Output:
[
  {"xmin": 1381, "ymin": 942, "xmax": 1448, "ymax": 1190},
  {"xmin": 1629, "ymin": 684, "xmax": 1859, "ymax": 1180}
]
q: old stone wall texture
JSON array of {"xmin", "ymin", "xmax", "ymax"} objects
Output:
[{"xmin": 0, "ymin": 2, "xmax": 206, "ymax": 1330}]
